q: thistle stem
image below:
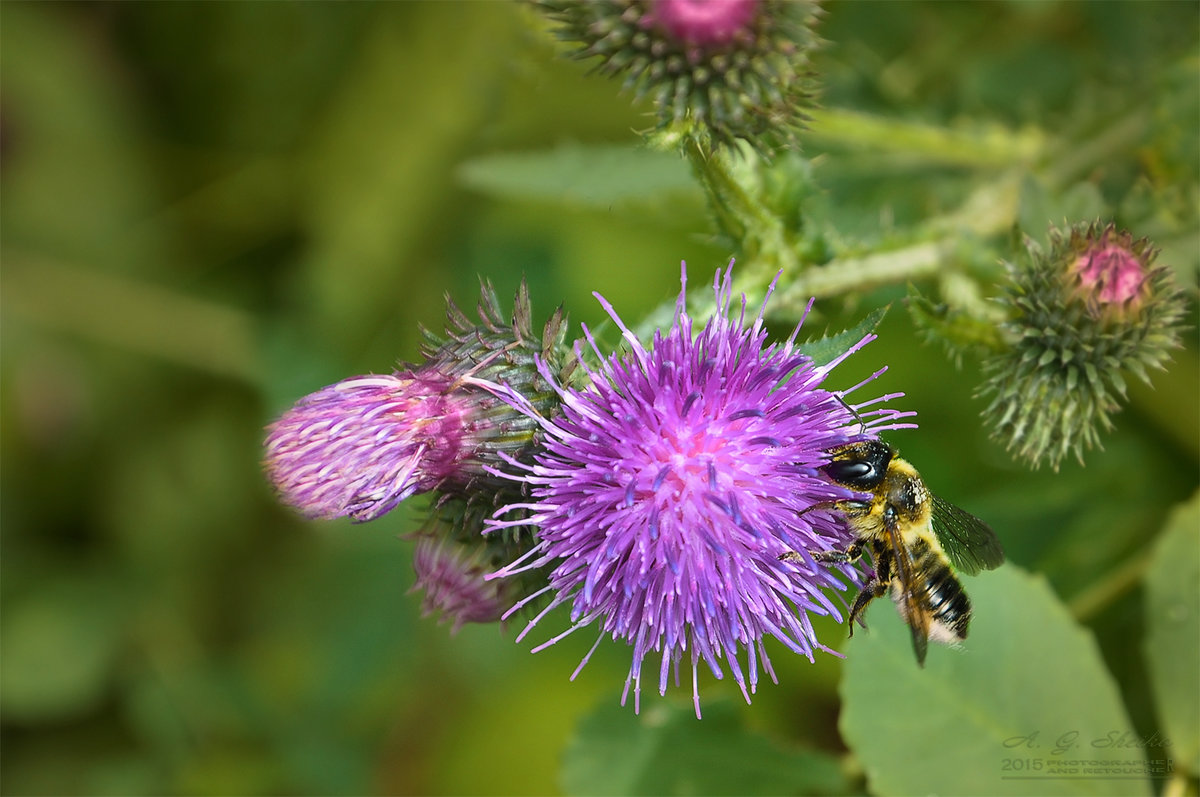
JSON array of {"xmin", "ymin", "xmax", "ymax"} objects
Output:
[
  {"xmin": 1067, "ymin": 551, "xmax": 1152, "ymax": 623},
  {"xmin": 807, "ymin": 108, "xmax": 1042, "ymax": 168},
  {"xmin": 682, "ymin": 136, "xmax": 772, "ymax": 244}
]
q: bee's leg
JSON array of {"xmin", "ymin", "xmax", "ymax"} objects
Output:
[
  {"xmin": 779, "ymin": 541, "xmax": 863, "ymax": 565},
  {"xmin": 849, "ymin": 543, "xmax": 894, "ymax": 632},
  {"xmin": 812, "ymin": 541, "xmax": 863, "ymax": 564},
  {"xmin": 847, "ymin": 577, "xmax": 887, "ymax": 636},
  {"xmin": 794, "ymin": 498, "xmax": 838, "ymax": 520}
]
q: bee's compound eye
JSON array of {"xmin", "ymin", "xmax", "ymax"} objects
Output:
[{"xmin": 825, "ymin": 459, "xmax": 877, "ymax": 485}]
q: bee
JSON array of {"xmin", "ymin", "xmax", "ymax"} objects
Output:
[{"xmin": 782, "ymin": 439, "xmax": 1005, "ymax": 665}]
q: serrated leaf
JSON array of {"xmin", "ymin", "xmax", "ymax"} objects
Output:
[
  {"xmin": 562, "ymin": 699, "xmax": 850, "ymax": 797},
  {"xmin": 1143, "ymin": 490, "xmax": 1200, "ymax": 775},
  {"xmin": 457, "ymin": 143, "xmax": 695, "ymax": 206},
  {"xmin": 842, "ymin": 565, "xmax": 1152, "ymax": 797},
  {"xmin": 797, "ymin": 305, "xmax": 889, "ymax": 368}
]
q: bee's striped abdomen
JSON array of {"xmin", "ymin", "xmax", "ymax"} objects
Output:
[{"xmin": 906, "ymin": 536, "xmax": 972, "ymax": 642}]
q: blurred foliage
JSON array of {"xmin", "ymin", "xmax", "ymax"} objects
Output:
[
  {"xmin": 1143, "ymin": 493, "xmax": 1200, "ymax": 777},
  {"xmin": 1, "ymin": 2, "xmax": 1196, "ymax": 796}
]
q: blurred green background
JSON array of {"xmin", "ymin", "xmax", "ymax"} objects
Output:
[{"xmin": 2, "ymin": 2, "xmax": 1196, "ymax": 795}]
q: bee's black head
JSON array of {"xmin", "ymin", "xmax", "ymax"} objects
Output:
[{"xmin": 822, "ymin": 439, "xmax": 895, "ymax": 489}]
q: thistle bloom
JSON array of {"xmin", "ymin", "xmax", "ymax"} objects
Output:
[
  {"xmin": 980, "ymin": 222, "xmax": 1187, "ymax": 469},
  {"xmin": 264, "ymin": 281, "xmax": 573, "ymax": 522},
  {"xmin": 481, "ymin": 263, "xmax": 912, "ymax": 716},
  {"xmin": 265, "ymin": 371, "xmax": 498, "ymax": 521},
  {"xmin": 534, "ymin": 0, "xmax": 821, "ymax": 153}
]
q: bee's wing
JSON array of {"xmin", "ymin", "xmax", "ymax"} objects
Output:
[
  {"xmin": 885, "ymin": 524, "xmax": 930, "ymax": 666},
  {"xmin": 930, "ymin": 495, "xmax": 1005, "ymax": 576}
]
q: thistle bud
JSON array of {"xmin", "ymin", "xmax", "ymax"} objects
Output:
[
  {"xmin": 410, "ymin": 533, "xmax": 515, "ymax": 633},
  {"xmin": 980, "ymin": 222, "xmax": 1188, "ymax": 469},
  {"xmin": 1067, "ymin": 224, "xmax": 1157, "ymax": 312},
  {"xmin": 643, "ymin": 0, "xmax": 759, "ymax": 45},
  {"xmin": 408, "ymin": 495, "xmax": 547, "ymax": 632},
  {"xmin": 534, "ymin": 0, "xmax": 821, "ymax": 154},
  {"xmin": 264, "ymin": 281, "xmax": 574, "ymax": 522}
]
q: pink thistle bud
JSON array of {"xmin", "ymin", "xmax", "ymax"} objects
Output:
[
  {"xmin": 1068, "ymin": 223, "xmax": 1153, "ymax": 312},
  {"xmin": 642, "ymin": 0, "xmax": 759, "ymax": 48},
  {"xmin": 981, "ymin": 221, "xmax": 1188, "ymax": 469},
  {"xmin": 410, "ymin": 535, "xmax": 514, "ymax": 633},
  {"xmin": 264, "ymin": 371, "xmax": 506, "ymax": 522},
  {"xmin": 534, "ymin": 0, "xmax": 820, "ymax": 154}
]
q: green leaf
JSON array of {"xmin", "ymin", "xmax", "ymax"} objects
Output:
[
  {"xmin": 841, "ymin": 565, "xmax": 1152, "ymax": 796},
  {"xmin": 797, "ymin": 305, "xmax": 889, "ymax": 368},
  {"xmin": 457, "ymin": 143, "xmax": 696, "ymax": 206},
  {"xmin": 562, "ymin": 698, "xmax": 850, "ymax": 797},
  {"xmin": 1142, "ymin": 490, "xmax": 1200, "ymax": 775}
]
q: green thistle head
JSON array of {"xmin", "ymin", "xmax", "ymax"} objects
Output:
[
  {"xmin": 420, "ymin": 277, "xmax": 577, "ymax": 459},
  {"xmin": 980, "ymin": 221, "xmax": 1188, "ymax": 470},
  {"xmin": 403, "ymin": 282, "xmax": 573, "ymax": 630},
  {"xmin": 534, "ymin": 0, "xmax": 821, "ymax": 154}
]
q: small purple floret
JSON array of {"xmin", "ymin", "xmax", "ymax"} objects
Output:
[{"xmin": 410, "ymin": 535, "xmax": 513, "ymax": 633}]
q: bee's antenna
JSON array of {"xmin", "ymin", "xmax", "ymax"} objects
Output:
[
  {"xmin": 832, "ymin": 390, "xmax": 917, "ymax": 438},
  {"xmin": 833, "ymin": 393, "xmax": 869, "ymax": 437}
]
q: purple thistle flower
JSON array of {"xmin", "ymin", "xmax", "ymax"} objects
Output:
[
  {"xmin": 479, "ymin": 263, "xmax": 913, "ymax": 717},
  {"xmin": 264, "ymin": 371, "xmax": 488, "ymax": 522},
  {"xmin": 264, "ymin": 280, "xmax": 573, "ymax": 523}
]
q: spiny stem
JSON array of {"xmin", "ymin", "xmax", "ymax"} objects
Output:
[
  {"xmin": 682, "ymin": 136, "xmax": 772, "ymax": 243},
  {"xmin": 771, "ymin": 241, "xmax": 945, "ymax": 314}
]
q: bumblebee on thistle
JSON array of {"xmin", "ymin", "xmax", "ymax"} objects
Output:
[
  {"xmin": 263, "ymin": 262, "xmax": 946, "ymax": 714},
  {"xmin": 782, "ymin": 439, "xmax": 1005, "ymax": 666}
]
